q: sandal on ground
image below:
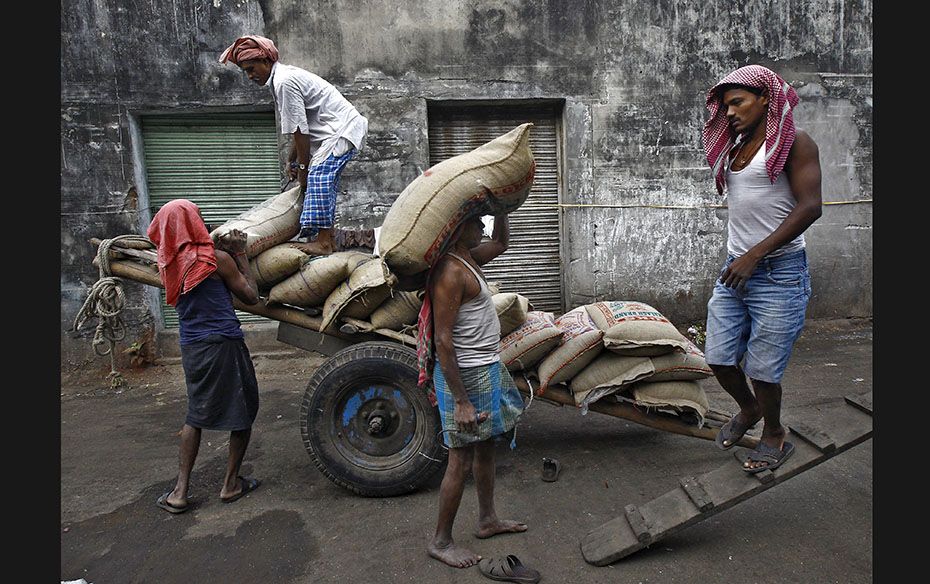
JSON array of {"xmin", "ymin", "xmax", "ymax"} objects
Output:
[
  {"xmin": 740, "ymin": 441, "xmax": 795, "ymax": 474},
  {"xmin": 221, "ymin": 476, "xmax": 261, "ymax": 504},
  {"xmin": 478, "ymin": 555, "xmax": 541, "ymax": 584},
  {"xmin": 156, "ymin": 491, "xmax": 189, "ymax": 514},
  {"xmin": 715, "ymin": 414, "xmax": 758, "ymax": 450},
  {"xmin": 541, "ymin": 457, "xmax": 561, "ymax": 482}
]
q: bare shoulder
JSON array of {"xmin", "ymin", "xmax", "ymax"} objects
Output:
[
  {"xmin": 431, "ymin": 255, "xmax": 462, "ymax": 284},
  {"xmin": 791, "ymin": 130, "xmax": 819, "ymax": 155},
  {"xmin": 430, "ymin": 256, "xmax": 471, "ymax": 297},
  {"xmin": 212, "ymin": 249, "xmax": 238, "ymax": 278}
]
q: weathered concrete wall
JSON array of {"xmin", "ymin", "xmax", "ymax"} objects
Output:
[{"xmin": 61, "ymin": 0, "xmax": 872, "ymax": 364}]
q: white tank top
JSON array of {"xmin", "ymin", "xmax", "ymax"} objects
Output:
[
  {"xmin": 444, "ymin": 252, "xmax": 501, "ymax": 368},
  {"xmin": 725, "ymin": 142, "xmax": 805, "ymax": 258}
]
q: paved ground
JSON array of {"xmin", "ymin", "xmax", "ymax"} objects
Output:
[{"xmin": 60, "ymin": 317, "xmax": 872, "ymax": 584}]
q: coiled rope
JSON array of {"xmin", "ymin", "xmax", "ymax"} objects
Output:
[{"xmin": 72, "ymin": 235, "xmax": 155, "ymax": 386}]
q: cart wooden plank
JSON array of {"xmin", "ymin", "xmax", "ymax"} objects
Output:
[
  {"xmin": 581, "ymin": 391, "xmax": 872, "ymax": 566},
  {"xmin": 511, "ymin": 377, "xmax": 760, "ymax": 449}
]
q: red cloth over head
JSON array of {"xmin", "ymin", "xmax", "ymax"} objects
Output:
[
  {"xmin": 218, "ymin": 35, "xmax": 279, "ymax": 65},
  {"xmin": 146, "ymin": 199, "xmax": 217, "ymax": 306},
  {"xmin": 702, "ymin": 64, "xmax": 800, "ymax": 195}
]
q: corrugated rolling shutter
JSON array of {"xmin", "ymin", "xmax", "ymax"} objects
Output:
[
  {"xmin": 141, "ymin": 112, "xmax": 280, "ymax": 327},
  {"xmin": 428, "ymin": 102, "xmax": 564, "ymax": 313}
]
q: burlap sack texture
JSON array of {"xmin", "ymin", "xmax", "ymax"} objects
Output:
[
  {"xmin": 500, "ymin": 311, "xmax": 563, "ymax": 372},
  {"xmin": 249, "ymin": 244, "xmax": 308, "ymax": 291},
  {"xmin": 586, "ymin": 300, "xmax": 690, "ymax": 357},
  {"xmin": 378, "ymin": 123, "xmax": 536, "ymax": 276},
  {"xmin": 210, "ymin": 185, "xmax": 304, "ymax": 258},
  {"xmin": 320, "ymin": 257, "xmax": 398, "ymax": 332},
  {"xmin": 369, "ymin": 290, "xmax": 424, "ymax": 331},
  {"xmin": 493, "ymin": 292, "xmax": 531, "ymax": 336},
  {"xmin": 268, "ymin": 251, "xmax": 371, "ymax": 307},
  {"xmin": 536, "ymin": 306, "xmax": 605, "ymax": 391}
]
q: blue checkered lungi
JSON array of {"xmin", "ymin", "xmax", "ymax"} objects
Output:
[
  {"xmin": 434, "ymin": 360, "xmax": 525, "ymax": 449},
  {"xmin": 300, "ymin": 148, "xmax": 356, "ymax": 238}
]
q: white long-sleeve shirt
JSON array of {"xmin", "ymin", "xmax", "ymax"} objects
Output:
[{"xmin": 266, "ymin": 62, "xmax": 368, "ymax": 167}]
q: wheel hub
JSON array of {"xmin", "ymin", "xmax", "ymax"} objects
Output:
[{"xmin": 332, "ymin": 384, "xmax": 420, "ymax": 466}]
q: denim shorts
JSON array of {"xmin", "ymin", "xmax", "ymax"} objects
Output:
[{"xmin": 704, "ymin": 248, "xmax": 812, "ymax": 384}]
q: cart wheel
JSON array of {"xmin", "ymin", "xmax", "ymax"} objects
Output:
[{"xmin": 300, "ymin": 341, "xmax": 447, "ymax": 497}]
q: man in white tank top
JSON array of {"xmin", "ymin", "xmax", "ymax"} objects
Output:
[
  {"xmin": 701, "ymin": 65, "xmax": 823, "ymax": 473},
  {"xmin": 426, "ymin": 214, "xmax": 529, "ymax": 569}
]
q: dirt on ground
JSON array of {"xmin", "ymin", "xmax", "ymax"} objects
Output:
[{"xmin": 61, "ymin": 318, "xmax": 873, "ymax": 584}]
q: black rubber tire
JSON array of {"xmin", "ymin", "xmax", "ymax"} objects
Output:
[{"xmin": 299, "ymin": 341, "xmax": 447, "ymax": 497}]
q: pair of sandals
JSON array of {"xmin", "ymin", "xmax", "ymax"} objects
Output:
[
  {"xmin": 716, "ymin": 416, "xmax": 795, "ymax": 473},
  {"xmin": 156, "ymin": 476, "xmax": 261, "ymax": 514}
]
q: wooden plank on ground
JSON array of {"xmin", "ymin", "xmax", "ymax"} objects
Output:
[
  {"xmin": 581, "ymin": 391, "xmax": 873, "ymax": 566},
  {"xmin": 845, "ymin": 391, "xmax": 872, "ymax": 414}
]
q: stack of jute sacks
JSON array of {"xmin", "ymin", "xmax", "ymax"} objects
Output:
[
  {"xmin": 493, "ymin": 298, "xmax": 714, "ymax": 425},
  {"xmin": 208, "ymin": 123, "xmax": 537, "ymax": 334}
]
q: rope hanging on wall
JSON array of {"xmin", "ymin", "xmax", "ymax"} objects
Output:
[{"xmin": 72, "ymin": 234, "xmax": 155, "ymax": 388}]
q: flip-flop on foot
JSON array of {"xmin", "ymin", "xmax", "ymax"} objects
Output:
[
  {"xmin": 156, "ymin": 491, "xmax": 189, "ymax": 514},
  {"xmin": 741, "ymin": 441, "xmax": 795, "ymax": 473},
  {"xmin": 478, "ymin": 555, "xmax": 541, "ymax": 584},
  {"xmin": 221, "ymin": 476, "xmax": 261, "ymax": 504},
  {"xmin": 715, "ymin": 414, "xmax": 758, "ymax": 450}
]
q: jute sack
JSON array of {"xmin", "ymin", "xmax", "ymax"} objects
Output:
[
  {"xmin": 500, "ymin": 311, "xmax": 562, "ymax": 371},
  {"xmin": 268, "ymin": 251, "xmax": 370, "ymax": 307},
  {"xmin": 586, "ymin": 301, "xmax": 690, "ymax": 357},
  {"xmin": 536, "ymin": 307, "xmax": 605, "ymax": 391},
  {"xmin": 321, "ymin": 258, "xmax": 398, "ymax": 331},
  {"xmin": 630, "ymin": 380, "xmax": 709, "ymax": 423},
  {"xmin": 645, "ymin": 340, "xmax": 713, "ymax": 382},
  {"xmin": 493, "ymin": 293, "xmax": 531, "ymax": 336},
  {"xmin": 210, "ymin": 185, "xmax": 304, "ymax": 257},
  {"xmin": 249, "ymin": 244, "xmax": 308, "ymax": 291},
  {"xmin": 369, "ymin": 290, "xmax": 424, "ymax": 331},
  {"xmin": 569, "ymin": 352, "xmax": 655, "ymax": 408},
  {"xmin": 378, "ymin": 123, "xmax": 536, "ymax": 275}
]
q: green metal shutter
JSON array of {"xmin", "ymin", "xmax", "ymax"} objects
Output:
[
  {"xmin": 141, "ymin": 112, "xmax": 280, "ymax": 327},
  {"xmin": 427, "ymin": 103, "xmax": 564, "ymax": 313}
]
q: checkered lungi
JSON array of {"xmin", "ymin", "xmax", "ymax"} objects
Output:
[
  {"xmin": 434, "ymin": 360, "xmax": 525, "ymax": 449},
  {"xmin": 300, "ymin": 148, "xmax": 356, "ymax": 238}
]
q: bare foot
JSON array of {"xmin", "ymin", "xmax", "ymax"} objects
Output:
[
  {"xmin": 292, "ymin": 241, "xmax": 335, "ymax": 255},
  {"xmin": 288, "ymin": 242, "xmax": 333, "ymax": 256},
  {"xmin": 475, "ymin": 518, "xmax": 528, "ymax": 539},
  {"xmin": 427, "ymin": 538, "xmax": 481, "ymax": 568}
]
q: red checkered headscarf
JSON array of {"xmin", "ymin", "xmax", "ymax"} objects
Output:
[
  {"xmin": 218, "ymin": 35, "xmax": 279, "ymax": 65},
  {"xmin": 702, "ymin": 65, "xmax": 800, "ymax": 195}
]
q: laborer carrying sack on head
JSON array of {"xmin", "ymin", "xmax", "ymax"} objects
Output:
[
  {"xmin": 220, "ymin": 35, "xmax": 369, "ymax": 256},
  {"xmin": 417, "ymin": 213, "xmax": 530, "ymax": 571}
]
